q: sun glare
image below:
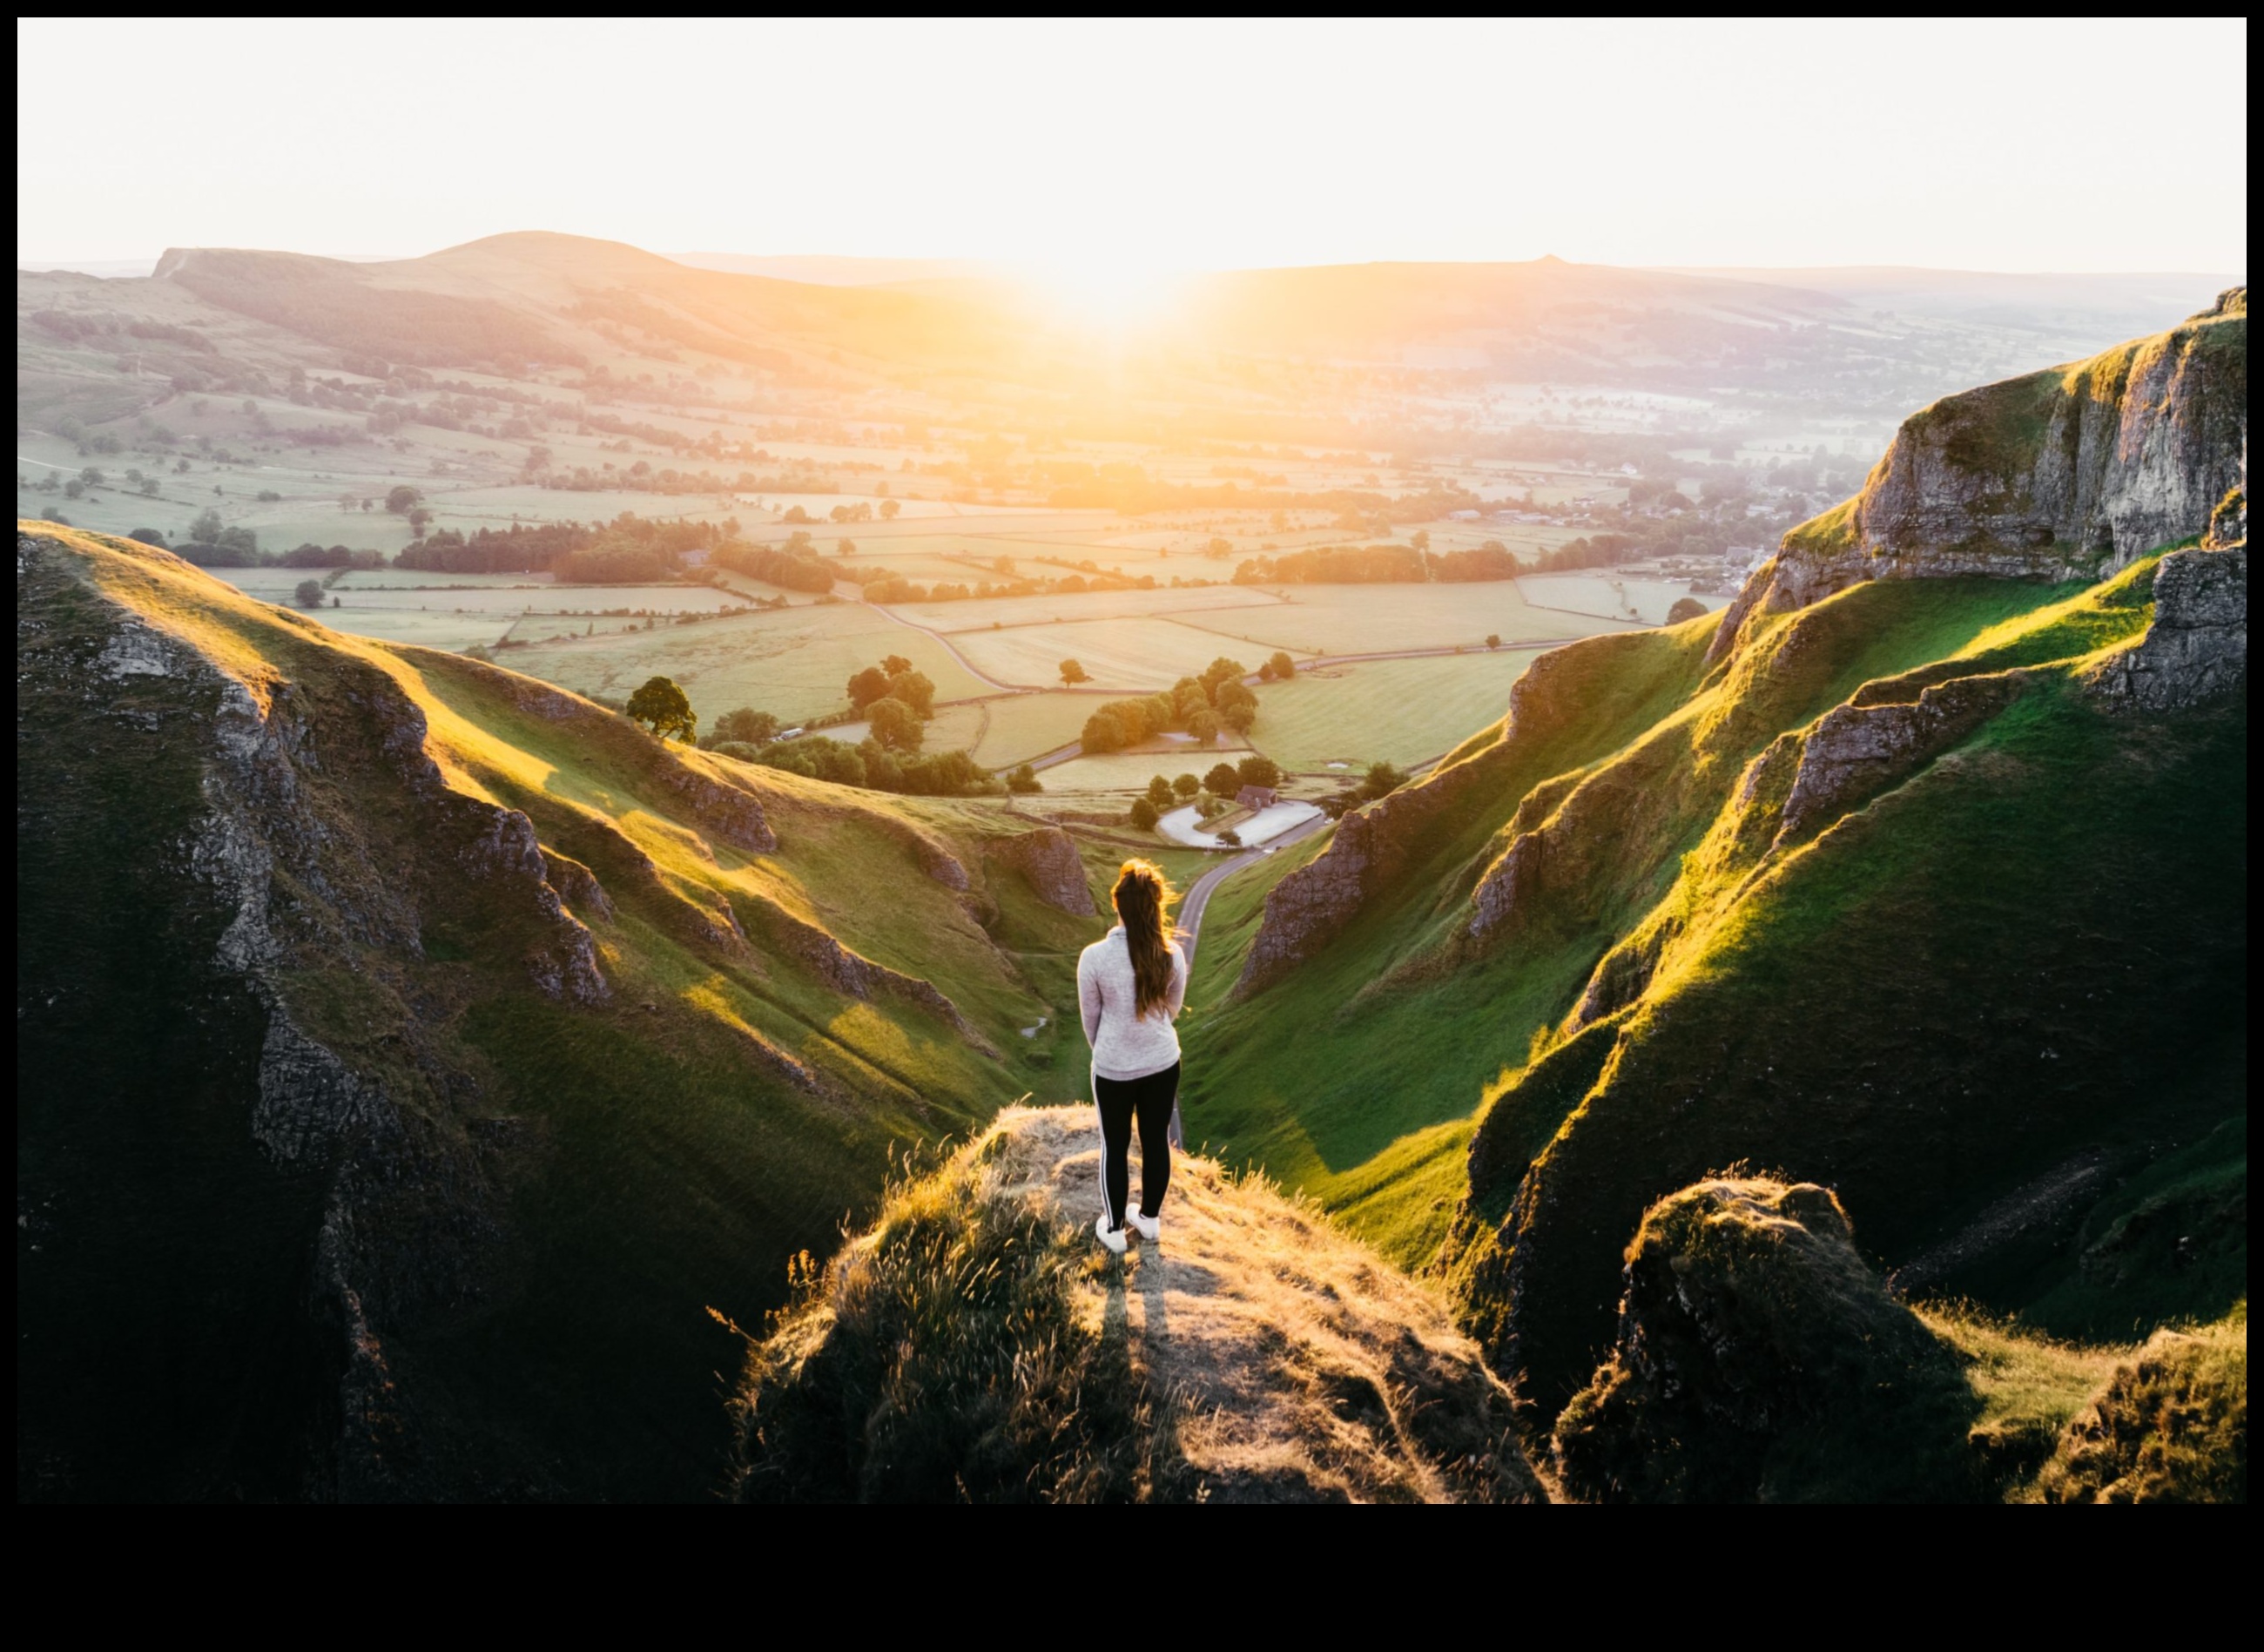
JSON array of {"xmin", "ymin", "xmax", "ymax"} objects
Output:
[{"xmin": 1028, "ymin": 253, "xmax": 1189, "ymax": 331}]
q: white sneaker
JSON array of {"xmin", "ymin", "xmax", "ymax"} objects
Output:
[
  {"xmin": 1095, "ymin": 1213, "xmax": 1127, "ymax": 1255},
  {"xmin": 1127, "ymin": 1210, "xmax": 1161, "ymax": 1243}
]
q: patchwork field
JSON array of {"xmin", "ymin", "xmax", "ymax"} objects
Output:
[
  {"xmin": 1250, "ymin": 651, "xmax": 1540, "ymax": 772},
  {"xmin": 1168, "ymin": 583, "xmax": 1631, "ymax": 655},
  {"xmin": 1026, "ymin": 747, "xmax": 1256, "ymax": 806},
  {"xmin": 502, "ymin": 602, "xmax": 991, "ymax": 722},
  {"xmin": 888, "ymin": 583, "xmax": 1286, "ymax": 633},
  {"xmin": 964, "ymin": 691, "xmax": 1108, "ymax": 767},
  {"xmin": 949, "ymin": 614, "xmax": 1303, "ymax": 691},
  {"xmin": 1519, "ymin": 573, "xmax": 1725, "ymax": 625}
]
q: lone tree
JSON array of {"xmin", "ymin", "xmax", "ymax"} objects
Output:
[
  {"xmin": 1666, "ymin": 596, "xmax": 1708, "ymax": 624},
  {"xmin": 1059, "ymin": 658, "xmax": 1090, "ymax": 685},
  {"xmin": 1173, "ymin": 772, "xmax": 1201, "ymax": 799},
  {"xmin": 384, "ymin": 484, "xmax": 424, "ymax": 515},
  {"xmin": 866, "ymin": 696, "xmax": 924, "ymax": 754},
  {"xmin": 1146, "ymin": 775, "xmax": 1176, "ymax": 808},
  {"xmin": 1006, "ymin": 763, "xmax": 1042, "ymax": 794},
  {"xmin": 627, "ymin": 675, "xmax": 697, "ymax": 742},
  {"xmin": 1266, "ymin": 651, "xmax": 1296, "ymax": 681},
  {"xmin": 293, "ymin": 579, "xmax": 326, "ymax": 609},
  {"xmin": 1186, "ymin": 708, "xmax": 1221, "ymax": 745},
  {"xmin": 1361, "ymin": 760, "xmax": 1408, "ymax": 800},
  {"xmin": 1203, "ymin": 762, "xmax": 1241, "ymax": 796},
  {"xmin": 1485, "ymin": 633, "xmax": 1502, "ymax": 649},
  {"xmin": 1129, "ymin": 797, "xmax": 1160, "ymax": 831}
]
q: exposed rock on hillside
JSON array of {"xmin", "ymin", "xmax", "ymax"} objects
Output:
[
  {"xmin": 1715, "ymin": 289, "xmax": 2246, "ymax": 652},
  {"xmin": 1553, "ymin": 1178, "xmax": 1978, "ymax": 1503},
  {"xmin": 17, "ymin": 525, "xmax": 1055, "ymax": 1500},
  {"xmin": 1775, "ymin": 670, "xmax": 2030, "ymax": 843},
  {"xmin": 744, "ymin": 896, "xmax": 998, "ymax": 1056},
  {"xmin": 731, "ymin": 1107, "xmax": 1543, "ymax": 1503},
  {"xmin": 1235, "ymin": 636, "xmax": 1675, "ymax": 995},
  {"xmin": 987, "ymin": 826, "xmax": 1095, "ymax": 914},
  {"xmin": 2088, "ymin": 540, "xmax": 2247, "ymax": 710}
]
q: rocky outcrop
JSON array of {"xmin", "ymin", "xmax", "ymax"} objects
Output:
[
  {"xmin": 1775, "ymin": 670, "xmax": 2029, "ymax": 844},
  {"xmin": 1236, "ymin": 661, "xmax": 1551, "ymax": 995},
  {"xmin": 2087, "ymin": 541, "xmax": 2247, "ymax": 711},
  {"xmin": 539, "ymin": 848, "xmax": 616, "ymax": 922},
  {"xmin": 1551, "ymin": 1177, "xmax": 1976, "ymax": 1503},
  {"xmin": 1723, "ymin": 289, "xmax": 2246, "ymax": 637},
  {"xmin": 987, "ymin": 826, "xmax": 1095, "ymax": 914},
  {"xmin": 746, "ymin": 897, "xmax": 998, "ymax": 1056},
  {"xmin": 657, "ymin": 756, "xmax": 778, "ymax": 854}
]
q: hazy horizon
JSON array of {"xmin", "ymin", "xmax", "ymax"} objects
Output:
[{"xmin": 18, "ymin": 18, "xmax": 2247, "ymax": 287}]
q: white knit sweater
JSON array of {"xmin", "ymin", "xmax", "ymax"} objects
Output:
[{"xmin": 1076, "ymin": 926, "xmax": 1189, "ymax": 1080}]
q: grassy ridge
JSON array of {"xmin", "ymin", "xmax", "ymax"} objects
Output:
[{"xmin": 17, "ymin": 523, "xmax": 1107, "ymax": 1499}]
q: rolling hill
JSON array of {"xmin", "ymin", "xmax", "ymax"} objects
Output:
[
  {"xmin": 1185, "ymin": 291, "xmax": 2247, "ymax": 1423},
  {"xmin": 16, "ymin": 520, "xmax": 1117, "ymax": 1500}
]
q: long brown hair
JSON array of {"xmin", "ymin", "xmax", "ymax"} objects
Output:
[{"xmin": 1112, "ymin": 859, "xmax": 1177, "ymax": 1017}]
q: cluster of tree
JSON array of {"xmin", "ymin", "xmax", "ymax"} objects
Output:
[
  {"xmin": 278, "ymin": 543, "xmax": 385, "ymax": 570},
  {"xmin": 1080, "ymin": 657, "xmax": 1257, "ymax": 753},
  {"xmin": 168, "ymin": 507, "xmax": 261, "ymax": 566},
  {"xmin": 846, "ymin": 655, "xmax": 939, "ymax": 753},
  {"xmin": 1317, "ymin": 762, "xmax": 1410, "ymax": 818},
  {"xmin": 1229, "ymin": 540, "xmax": 1525, "ymax": 585},
  {"xmin": 1125, "ymin": 756, "xmax": 1284, "ymax": 831},
  {"xmin": 709, "ymin": 540, "xmax": 839, "ymax": 593},
  {"xmin": 740, "ymin": 738, "xmax": 995, "ymax": 797},
  {"xmin": 395, "ymin": 513, "xmax": 741, "ymax": 579}
]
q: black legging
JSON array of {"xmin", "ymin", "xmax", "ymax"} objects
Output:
[{"xmin": 1095, "ymin": 1062, "xmax": 1179, "ymax": 1229}]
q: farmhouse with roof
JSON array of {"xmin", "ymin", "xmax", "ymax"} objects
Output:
[{"xmin": 1236, "ymin": 784, "xmax": 1280, "ymax": 810}]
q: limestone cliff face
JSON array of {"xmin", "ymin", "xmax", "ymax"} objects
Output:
[{"xmin": 1715, "ymin": 288, "xmax": 2246, "ymax": 656}]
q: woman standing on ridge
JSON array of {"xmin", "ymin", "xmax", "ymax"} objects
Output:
[{"xmin": 1077, "ymin": 860, "xmax": 1189, "ymax": 1256}]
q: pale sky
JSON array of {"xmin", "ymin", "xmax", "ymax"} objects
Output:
[{"xmin": 16, "ymin": 17, "xmax": 2247, "ymax": 276}]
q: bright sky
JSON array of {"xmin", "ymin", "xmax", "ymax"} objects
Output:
[{"xmin": 16, "ymin": 17, "xmax": 2247, "ymax": 277}]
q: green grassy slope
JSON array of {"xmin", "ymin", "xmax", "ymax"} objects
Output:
[
  {"xmin": 1185, "ymin": 577, "xmax": 2091, "ymax": 1264},
  {"xmin": 17, "ymin": 523, "xmax": 1105, "ymax": 1500},
  {"xmin": 1189, "ymin": 538, "xmax": 2241, "ymax": 1434}
]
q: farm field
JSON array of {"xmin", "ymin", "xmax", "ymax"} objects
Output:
[
  {"xmin": 888, "ymin": 583, "xmax": 1284, "ymax": 633},
  {"xmin": 1024, "ymin": 747, "xmax": 1256, "ymax": 806},
  {"xmin": 301, "ymin": 607, "xmax": 515, "ymax": 652},
  {"xmin": 1519, "ymin": 572, "xmax": 1726, "ymax": 625},
  {"xmin": 964, "ymin": 692, "xmax": 1106, "ymax": 767},
  {"xmin": 948, "ymin": 614, "xmax": 1302, "ymax": 691},
  {"xmin": 839, "ymin": 552, "xmax": 998, "ymax": 583},
  {"xmin": 1249, "ymin": 651, "xmax": 1540, "ymax": 772},
  {"xmin": 1167, "ymin": 582, "xmax": 1630, "ymax": 655},
  {"xmin": 333, "ymin": 569, "xmax": 558, "ymax": 590},
  {"xmin": 502, "ymin": 602, "xmax": 991, "ymax": 722}
]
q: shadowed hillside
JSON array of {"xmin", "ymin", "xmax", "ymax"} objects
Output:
[{"xmin": 16, "ymin": 523, "xmax": 1111, "ymax": 1500}]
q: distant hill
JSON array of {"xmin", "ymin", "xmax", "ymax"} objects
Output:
[
  {"xmin": 669, "ymin": 251, "xmax": 1001, "ymax": 286},
  {"xmin": 16, "ymin": 522, "xmax": 1112, "ymax": 1500}
]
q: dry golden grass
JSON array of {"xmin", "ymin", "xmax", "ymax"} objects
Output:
[{"xmin": 958, "ymin": 1106, "xmax": 1536, "ymax": 1500}]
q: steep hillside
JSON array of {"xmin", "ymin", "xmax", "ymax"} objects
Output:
[
  {"xmin": 1188, "ymin": 294, "xmax": 2246, "ymax": 1420},
  {"xmin": 727, "ymin": 1107, "xmax": 1542, "ymax": 1503},
  {"xmin": 16, "ymin": 523, "xmax": 1105, "ymax": 1500}
]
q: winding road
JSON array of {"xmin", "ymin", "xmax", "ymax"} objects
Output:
[{"xmin": 1174, "ymin": 812, "xmax": 1332, "ymax": 968}]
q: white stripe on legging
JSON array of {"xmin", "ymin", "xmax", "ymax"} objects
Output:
[{"xmin": 1092, "ymin": 1063, "xmax": 1116, "ymax": 1230}]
